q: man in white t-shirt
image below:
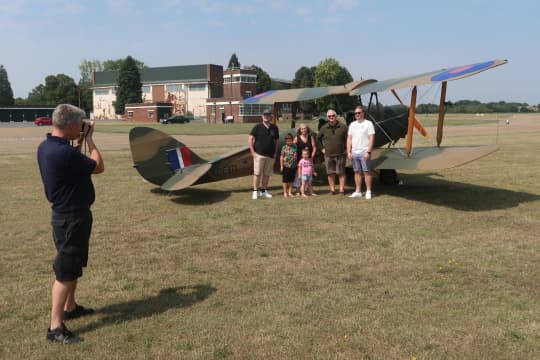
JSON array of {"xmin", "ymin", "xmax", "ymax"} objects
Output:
[{"xmin": 346, "ymin": 106, "xmax": 375, "ymax": 199}]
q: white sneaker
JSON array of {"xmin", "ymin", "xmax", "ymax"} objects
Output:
[
  {"xmin": 365, "ymin": 191, "xmax": 372, "ymax": 200},
  {"xmin": 348, "ymin": 191, "xmax": 362, "ymax": 198},
  {"xmin": 260, "ymin": 190, "xmax": 273, "ymax": 198},
  {"xmin": 252, "ymin": 190, "xmax": 258, "ymax": 200}
]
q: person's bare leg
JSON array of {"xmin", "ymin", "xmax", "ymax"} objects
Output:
[
  {"xmin": 327, "ymin": 175, "xmax": 336, "ymax": 193},
  {"xmin": 354, "ymin": 171, "xmax": 361, "ymax": 193},
  {"xmin": 64, "ymin": 280, "xmax": 78, "ymax": 312},
  {"xmin": 338, "ymin": 174, "xmax": 346, "ymax": 193},
  {"xmin": 261, "ymin": 175, "xmax": 270, "ymax": 190},
  {"xmin": 365, "ymin": 171, "xmax": 372, "ymax": 192},
  {"xmin": 50, "ymin": 280, "xmax": 76, "ymax": 329}
]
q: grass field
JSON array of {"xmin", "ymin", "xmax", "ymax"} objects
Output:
[
  {"xmin": 1, "ymin": 114, "xmax": 539, "ymax": 359},
  {"xmin": 94, "ymin": 113, "xmax": 507, "ymax": 136}
]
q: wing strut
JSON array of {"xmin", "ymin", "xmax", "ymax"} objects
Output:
[
  {"xmin": 391, "ymin": 89, "xmax": 428, "ymax": 138},
  {"xmin": 436, "ymin": 81, "xmax": 447, "ymax": 147},
  {"xmin": 405, "ymin": 86, "xmax": 417, "ymax": 156}
]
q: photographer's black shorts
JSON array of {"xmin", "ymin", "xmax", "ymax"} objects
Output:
[{"xmin": 51, "ymin": 209, "xmax": 92, "ymax": 282}]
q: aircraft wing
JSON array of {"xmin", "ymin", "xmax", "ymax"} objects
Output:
[
  {"xmin": 351, "ymin": 59, "xmax": 508, "ymax": 96},
  {"xmin": 371, "ymin": 145, "xmax": 498, "ymax": 170},
  {"xmin": 243, "ymin": 80, "xmax": 375, "ymax": 104}
]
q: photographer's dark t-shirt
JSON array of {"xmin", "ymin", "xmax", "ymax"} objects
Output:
[{"xmin": 38, "ymin": 134, "xmax": 96, "ymax": 213}]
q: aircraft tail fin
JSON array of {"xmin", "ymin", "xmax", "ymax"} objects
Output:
[{"xmin": 129, "ymin": 127, "xmax": 207, "ymax": 188}]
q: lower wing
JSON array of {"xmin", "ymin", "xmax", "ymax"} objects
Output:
[{"xmin": 372, "ymin": 145, "xmax": 498, "ymax": 170}]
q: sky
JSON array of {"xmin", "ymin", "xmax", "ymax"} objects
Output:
[{"xmin": 1, "ymin": 0, "xmax": 539, "ymax": 105}]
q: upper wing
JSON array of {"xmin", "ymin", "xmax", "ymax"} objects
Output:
[
  {"xmin": 243, "ymin": 80, "xmax": 375, "ymax": 104},
  {"xmin": 351, "ymin": 59, "xmax": 508, "ymax": 96},
  {"xmin": 371, "ymin": 145, "xmax": 498, "ymax": 170}
]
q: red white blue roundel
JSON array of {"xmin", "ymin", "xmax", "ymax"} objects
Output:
[{"xmin": 431, "ymin": 61, "xmax": 496, "ymax": 82}]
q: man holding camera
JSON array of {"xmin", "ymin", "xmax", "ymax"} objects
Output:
[{"xmin": 37, "ymin": 104, "xmax": 104, "ymax": 343}]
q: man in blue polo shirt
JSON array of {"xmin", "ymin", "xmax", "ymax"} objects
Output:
[{"xmin": 37, "ymin": 104, "xmax": 104, "ymax": 344}]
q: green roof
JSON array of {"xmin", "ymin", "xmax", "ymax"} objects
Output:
[{"xmin": 94, "ymin": 64, "xmax": 217, "ymax": 86}]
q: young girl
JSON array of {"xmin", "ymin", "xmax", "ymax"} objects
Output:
[
  {"xmin": 297, "ymin": 148, "xmax": 318, "ymax": 197},
  {"xmin": 280, "ymin": 133, "xmax": 298, "ymax": 197}
]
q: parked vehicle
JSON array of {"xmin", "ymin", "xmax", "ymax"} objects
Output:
[
  {"xmin": 159, "ymin": 115, "xmax": 190, "ymax": 124},
  {"xmin": 34, "ymin": 116, "xmax": 52, "ymax": 126}
]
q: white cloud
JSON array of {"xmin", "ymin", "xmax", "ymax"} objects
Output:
[
  {"xmin": 329, "ymin": 0, "xmax": 359, "ymax": 11},
  {"xmin": 0, "ymin": 0, "xmax": 26, "ymax": 16},
  {"xmin": 106, "ymin": 0, "xmax": 130, "ymax": 13}
]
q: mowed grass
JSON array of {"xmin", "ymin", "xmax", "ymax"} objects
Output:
[
  {"xmin": 95, "ymin": 113, "xmax": 505, "ymax": 136},
  {"xmin": 1, "ymin": 117, "xmax": 539, "ymax": 359}
]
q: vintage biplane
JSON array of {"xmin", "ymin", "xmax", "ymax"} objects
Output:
[{"xmin": 129, "ymin": 59, "xmax": 507, "ymax": 191}]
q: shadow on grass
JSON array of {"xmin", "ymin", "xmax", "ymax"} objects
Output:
[
  {"xmin": 150, "ymin": 187, "xmax": 231, "ymax": 205},
  {"xmin": 381, "ymin": 173, "xmax": 540, "ymax": 211},
  {"xmin": 75, "ymin": 284, "xmax": 216, "ymax": 334}
]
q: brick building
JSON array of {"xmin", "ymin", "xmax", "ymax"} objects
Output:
[
  {"xmin": 206, "ymin": 68, "xmax": 268, "ymax": 123},
  {"xmin": 92, "ymin": 63, "xmax": 281, "ymax": 123},
  {"xmin": 124, "ymin": 102, "xmax": 173, "ymax": 123},
  {"xmin": 92, "ymin": 64, "xmax": 223, "ymax": 120}
]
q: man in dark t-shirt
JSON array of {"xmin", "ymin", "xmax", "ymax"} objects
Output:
[
  {"xmin": 248, "ymin": 109, "xmax": 279, "ymax": 199},
  {"xmin": 37, "ymin": 104, "xmax": 104, "ymax": 344}
]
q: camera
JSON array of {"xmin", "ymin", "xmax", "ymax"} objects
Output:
[{"xmin": 81, "ymin": 119, "xmax": 91, "ymax": 137}]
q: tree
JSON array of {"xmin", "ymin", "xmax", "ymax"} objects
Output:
[
  {"xmin": 227, "ymin": 53, "xmax": 240, "ymax": 69},
  {"xmin": 292, "ymin": 66, "xmax": 316, "ymax": 113},
  {"xmin": 79, "ymin": 59, "xmax": 103, "ymax": 84},
  {"xmin": 103, "ymin": 58, "xmax": 146, "ymax": 71},
  {"xmin": 246, "ymin": 65, "xmax": 271, "ymax": 94},
  {"xmin": 78, "ymin": 59, "xmax": 103, "ymax": 113},
  {"xmin": 27, "ymin": 84, "xmax": 46, "ymax": 105},
  {"xmin": 115, "ymin": 56, "xmax": 142, "ymax": 115},
  {"xmin": 314, "ymin": 58, "xmax": 354, "ymax": 111},
  {"xmin": 43, "ymin": 74, "xmax": 78, "ymax": 106},
  {"xmin": 292, "ymin": 66, "xmax": 315, "ymax": 88},
  {"xmin": 0, "ymin": 65, "xmax": 15, "ymax": 106}
]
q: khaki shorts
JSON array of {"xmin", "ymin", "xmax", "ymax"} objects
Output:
[
  {"xmin": 324, "ymin": 154, "xmax": 346, "ymax": 175},
  {"xmin": 254, "ymin": 154, "xmax": 275, "ymax": 177}
]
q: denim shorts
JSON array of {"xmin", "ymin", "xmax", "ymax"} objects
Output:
[{"xmin": 352, "ymin": 152, "xmax": 371, "ymax": 172}]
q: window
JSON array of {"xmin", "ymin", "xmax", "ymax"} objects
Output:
[
  {"xmin": 280, "ymin": 103, "xmax": 292, "ymax": 113},
  {"xmin": 127, "ymin": 111, "xmax": 134, "ymax": 118},
  {"xmin": 189, "ymin": 83, "xmax": 206, "ymax": 91},
  {"xmin": 148, "ymin": 110, "xmax": 154, "ymax": 118},
  {"xmin": 245, "ymin": 91, "xmax": 252, "ymax": 98},
  {"xmin": 95, "ymin": 89, "xmax": 109, "ymax": 96},
  {"xmin": 142, "ymin": 86, "xmax": 151, "ymax": 93},
  {"xmin": 239, "ymin": 104, "xmax": 272, "ymax": 116},
  {"xmin": 166, "ymin": 84, "xmax": 182, "ymax": 92}
]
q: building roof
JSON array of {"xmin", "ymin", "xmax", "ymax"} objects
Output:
[{"xmin": 94, "ymin": 64, "xmax": 219, "ymax": 87}]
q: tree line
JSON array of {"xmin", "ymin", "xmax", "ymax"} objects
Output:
[{"xmin": 0, "ymin": 56, "xmax": 537, "ymax": 115}]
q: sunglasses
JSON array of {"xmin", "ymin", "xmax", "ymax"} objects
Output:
[
  {"xmin": 328, "ymin": 115, "xmax": 336, "ymax": 118},
  {"xmin": 355, "ymin": 111, "xmax": 363, "ymax": 115}
]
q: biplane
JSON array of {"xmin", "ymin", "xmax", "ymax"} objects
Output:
[{"xmin": 129, "ymin": 59, "xmax": 507, "ymax": 191}]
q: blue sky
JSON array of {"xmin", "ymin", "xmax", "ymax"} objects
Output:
[{"xmin": 1, "ymin": 0, "xmax": 538, "ymax": 105}]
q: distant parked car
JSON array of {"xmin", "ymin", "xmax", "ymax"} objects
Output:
[
  {"xmin": 34, "ymin": 116, "xmax": 52, "ymax": 126},
  {"xmin": 160, "ymin": 115, "xmax": 190, "ymax": 124}
]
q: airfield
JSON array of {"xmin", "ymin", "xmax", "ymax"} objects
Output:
[{"xmin": 1, "ymin": 114, "xmax": 539, "ymax": 359}]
